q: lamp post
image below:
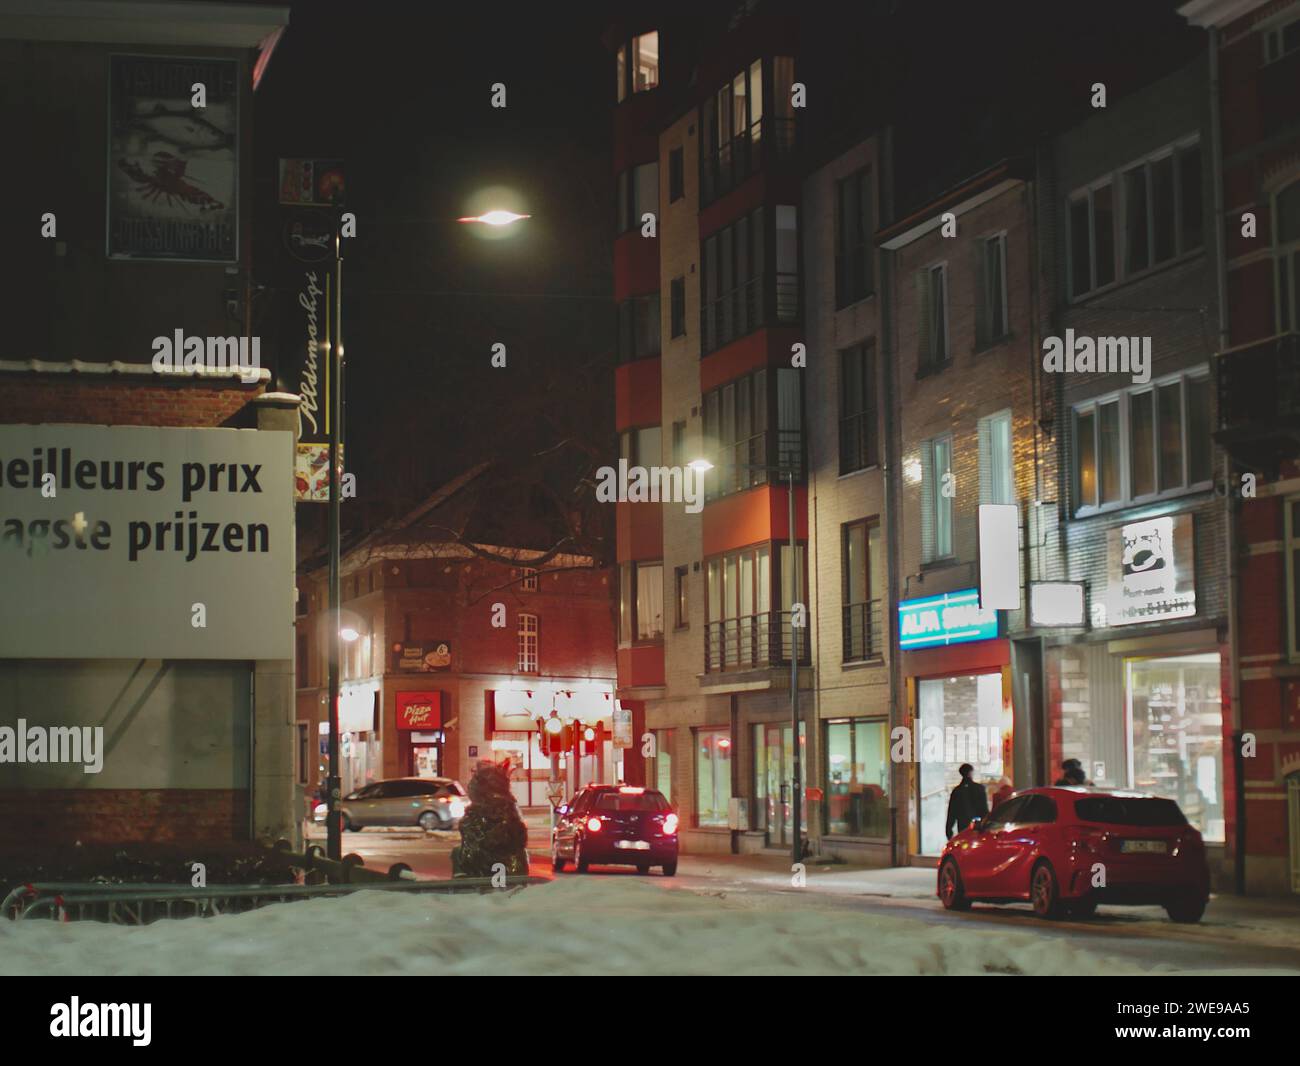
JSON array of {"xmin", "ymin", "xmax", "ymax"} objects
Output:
[
  {"xmin": 690, "ymin": 456, "xmax": 804, "ymax": 867},
  {"xmin": 323, "ymin": 206, "xmax": 528, "ymax": 861}
]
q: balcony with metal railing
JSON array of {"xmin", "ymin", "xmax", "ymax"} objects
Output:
[
  {"xmin": 1215, "ymin": 331, "xmax": 1300, "ymax": 471},
  {"xmin": 841, "ymin": 600, "xmax": 883, "ymax": 663},
  {"xmin": 704, "ymin": 429, "xmax": 804, "ymax": 502},
  {"xmin": 704, "ymin": 609, "xmax": 811, "ymax": 673},
  {"xmin": 701, "ymin": 116, "xmax": 797, "ymax": 207}
]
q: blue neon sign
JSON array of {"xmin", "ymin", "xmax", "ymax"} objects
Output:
[{"xmin": 897, "ymin": 588, "xmax": 999, "ymax": 650}]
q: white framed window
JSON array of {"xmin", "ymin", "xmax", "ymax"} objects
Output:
[
  {"xmin": 1072, "ymin": 368, "xmax": 1214, "ymax": 515},
  {"xmin": 1069, "ymin": 137, "xmax": 1201, "ymax": 300},
  {"xmin": 976, "ymin": 233, "xmax": 1008, "ymax": 348},
  {"xmin": 521, "ymin": 568, "xmax": 538, "ymax": 592},
  {"xmin": 1068, "ymin": 181, "xmax": 1116, "ymax": 298},
  {"xmin": 916, "ymin": 262, "xmax": 949, "ymax": 373},
  {"xmin": 978, "ymin": 410, "xmax": 1014, "ymax": 505},
  {"xmin": 1286, "ymin": 496, "xmax": 1300, "ymax": 662},
  {"xmin": 921, "ymin": 434, "xmax": 954, "ymax": 562},
  {"xmin": 1275, "ymin": 177, "xmax": 1300, "ymax": 334},
  {"xmin": 518, "ymin": 613, "xmax": 538, "ymax": 674}
]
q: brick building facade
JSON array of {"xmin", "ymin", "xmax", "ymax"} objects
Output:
[{"xmin": 295, "ymin": 475, "xmax": 618, "ymax": 810}]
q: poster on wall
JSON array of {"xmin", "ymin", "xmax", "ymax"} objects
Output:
[
  {"xmin": 108, "ymin": 56, "xmax": 239, "ymax": 261},
  {"xmin": 395, "ymin": 642, "xmax": 452, "ymax": 672},
  {"xmin": 1105, "ymin": 514, "xmax": 1196, "ymax": 626}
]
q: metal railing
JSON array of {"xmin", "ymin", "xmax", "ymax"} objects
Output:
[
  {"xmin": 704, "ymin": 609, "xmax": 811, "ymax": 673},
  {"xmin": 1216, "ymin": 331, "xmax": 1300, "ymax": 434},
  {"xmin": 701, "ymin": 116, "xmax": 797, "ymax": 206},
  {"xmin": 841, "ymin": 599, "xmax": 883, "ymax": 662}
]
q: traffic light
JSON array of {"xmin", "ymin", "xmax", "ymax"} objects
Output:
[
  {"xmin": 538, "ymin": 713, "xmax": 564, "ymax": 756},
  {"xmin": 582, "ymin": 720, "xmax": 603, "ymax": 756}
]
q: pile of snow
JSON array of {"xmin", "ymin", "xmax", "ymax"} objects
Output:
[{"xmin": 0, "ymin": 878, "xmax": 1262, "ymax": 976}]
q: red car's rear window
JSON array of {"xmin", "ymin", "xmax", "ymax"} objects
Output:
[
  {"xmin": 1074, "ymin": 796, "xmax": 1187, "ymax": 826},
  {"xmin": 594, "ymin": 791, "xmax": 672, "ymax": 812}
]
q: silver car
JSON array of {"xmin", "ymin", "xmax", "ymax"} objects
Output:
[{"xmin": 337, "ymin": 777, "xmax": 468, "ymax": 831}]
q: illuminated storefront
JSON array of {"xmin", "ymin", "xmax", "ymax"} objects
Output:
[
  {"xmin": 898, "ymin": 588, "xmax": 1014, "ymax": 859},
  {"xmin": 1043, "ymin": 513, "xmax": 1226, "ymax": 843}
]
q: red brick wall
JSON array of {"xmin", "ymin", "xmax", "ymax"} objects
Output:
[
  {"xmin": 0, "ymin": 789, "xmax": 250, "ymax": 844},
  {"xmin": 0, "ymin": 375, "xmax": 262, "ymax": 428}
]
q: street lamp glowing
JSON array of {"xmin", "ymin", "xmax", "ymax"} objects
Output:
[
  {"xmin": 688, "ymin": 458, "xmax": 714, "ymax": 473},
  {"xmin": 458, "ymin": 210, "xmax": 530, "ymax": 226}
]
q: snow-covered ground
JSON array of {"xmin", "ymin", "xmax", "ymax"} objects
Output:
[{"xmin": 4, "ymin": 877, "xmax": 1288, "ymax": 977}]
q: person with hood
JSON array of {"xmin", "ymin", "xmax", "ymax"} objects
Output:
[
  {"xmin": 1055, "ymin": 758, "xmax": 1084, "ymax": 786},
  {"xmin": 945, "ymin": 763, "xmax": 989, "ymax": 839}
]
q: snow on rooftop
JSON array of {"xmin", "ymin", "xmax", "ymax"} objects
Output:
[{"xmin": 0, "ymin": 877, "xmax": 1265, "ymax": 977}]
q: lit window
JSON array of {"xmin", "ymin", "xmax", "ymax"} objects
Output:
[
  {"xmin": 517, "ymin": 613, "xmax": 538, "ymax": 674},
  {"xmin": 978, "ymin": 410, "xmax": 1014, "ymax": 505},
  {"xmin": 1073, "ymin": 370, "xmax": 1213, "ymax": 513},
  {"xmin": 921, "ymin": 435, "xmax": 953, "ymax": 561}
]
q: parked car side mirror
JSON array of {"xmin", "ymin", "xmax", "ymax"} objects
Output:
[
  {"xmin": 557, "ymin": 804, "xmax": 569, "ymax": 815},
  {"xmin": 970, "ymin": 817, "xmax": 984, "ymax": 832}
]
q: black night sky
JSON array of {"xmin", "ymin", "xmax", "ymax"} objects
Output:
[{"xmin": 250, "ymin": 0, "xmax": 1200, "ymax": 552}]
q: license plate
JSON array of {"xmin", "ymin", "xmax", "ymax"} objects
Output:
[
  {"xmin": 1120, "ymin": 839, "xmax": 1168, "ymax": 854},
  {"xmin": 614, "ymin": 840, "xmax": 650, "ymax": 850}
]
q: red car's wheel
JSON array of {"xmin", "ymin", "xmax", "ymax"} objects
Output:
[
  {"xmin": 1165, "ymin": 896, "xmax": 1206, "ymax": 924},
  {"xmin": 551, "ymin": 844, "xmax": 566, "ymax": 873},
  {"xmin": 1031, "ymin": 861, "xmax": 1064, "ymax": 919},
  {"xmin": 574, "ymin": 837, "xmax": 590, "ymax": 873},
  {"xmin": 939, "ymin": 858, "xmax": 971, "ymax": 911}
]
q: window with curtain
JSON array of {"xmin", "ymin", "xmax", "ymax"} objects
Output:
[
  {"xmin": 921, "ymin": 435, "xmax": 954, "ymax": 562},
  {"xmin": 978, "ymin": 410, "xmax": 1014, "ymax": 505}
]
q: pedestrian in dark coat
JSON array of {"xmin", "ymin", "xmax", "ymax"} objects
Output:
[
  {"xmin": 945, "ymin": 763, "xmax": 989, "ymax": 838},
  {"xmin": 1055, "ymin": 758, "xmax": 1084, "ymax": 786}
]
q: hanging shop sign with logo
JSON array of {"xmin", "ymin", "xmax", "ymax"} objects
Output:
[
  {"xmin": 1104, "ymin": 514, "xmax": 1195, "ymax": 626},
  {"xmin": 396, "ymin": 691, "xmax": 443, "ymax": 731},
  {"xmin": 612, "ymin": 702, "xmax": 633, "ymax": 750},
  {"xmin": 108, "ymin": 55, "xmax": 239, "ymax": 261},
  {"xmin": 898, "ymin": 588, "xmax": 999, "ymax": 650}
]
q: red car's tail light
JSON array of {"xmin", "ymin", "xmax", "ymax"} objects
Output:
[
  {"xmin": 586, "ymin": 817, "xmax": 602, "ymax": 832},
  {"xmin": 663, "ymin": 813, "xmax": 679, "ymax": 835}
]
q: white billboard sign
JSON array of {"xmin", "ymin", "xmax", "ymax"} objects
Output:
[{"xmin": 0, "ymin": 424, "xmax": 293, "ymax": 659}]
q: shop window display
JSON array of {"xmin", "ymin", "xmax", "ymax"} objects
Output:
[{"xmin": 1125, "ymin": 653, "xmax": 1223, "ymax": 841}]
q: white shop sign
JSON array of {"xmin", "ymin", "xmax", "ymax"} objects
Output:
[
  {"xmin": 1104, "ymin": 514, "xmax": 1196, "ymax": 627},
  {"xmin": 0, "ymin": 424, "xmax": 293, "ymax": 659}
]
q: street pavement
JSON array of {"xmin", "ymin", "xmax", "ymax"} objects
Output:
[{"xmin": 307, "ymin": 818, "xmax": 1300, "ymax": 973}]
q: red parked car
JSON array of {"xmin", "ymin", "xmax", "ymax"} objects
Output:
[
  {"xmin": 552, "ymin": 784, "xmax": 679, "ymax": 876},
  {"xmin": 937, "ymin": 787, "xmax": 1210, "ymax": 923}
]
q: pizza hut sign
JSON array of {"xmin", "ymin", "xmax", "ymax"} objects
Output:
[{"xmin": 396, "ymin": 691, "xmax": 443, "ymax": 731}]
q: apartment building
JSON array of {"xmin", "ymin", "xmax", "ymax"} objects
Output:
[
  {"xmin": 876, "ymin": 158, "xmax": 1060, "ymax": 862},
  {"xmin": 801, "ymin": 137, "xmax": 894, "ymax": 861},
  {"xmin": 1040, "ymin": 58, "xmax": 1231, "ymax": 884},
  {"xmin": 1183, "ymin": 0, "xmax": 1300, "ymax": 894},
  {"xmin": 609, "ymin": 10, "xmax": 812, "ymax": 855}
]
